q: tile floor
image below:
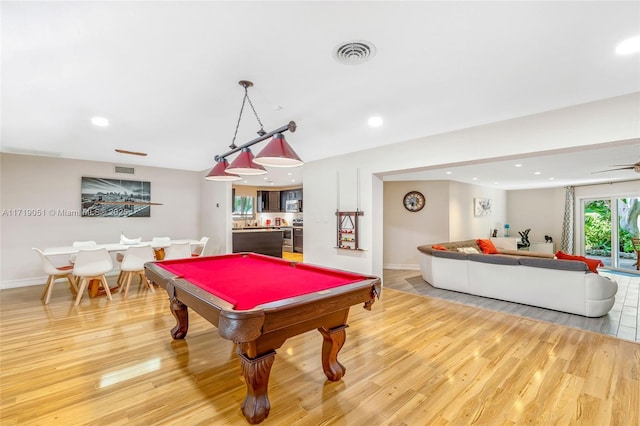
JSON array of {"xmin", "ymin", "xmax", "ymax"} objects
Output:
[{"xmin": 384, "ymin": 269, "xmax": 640, "ymax": 343}]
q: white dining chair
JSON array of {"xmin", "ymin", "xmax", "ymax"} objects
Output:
[
  {"xmin": 69, "ymin": 240, "xmax": 97, "ymax": 264},
  {"xmin": 119, "ymin": 245, "xmax": 156, "ymax": 298},
  {"xmin": 73, "ymin": 248, "xmax": 114, "ymax": 305},
  {"xmin": 33, "ymin": 248, "xmax": 78, "ymax": 304},
  {"xmin": 191, "ymin": 236, "xmax": 209, "ymax": 257},
  {"xmin": 163, "ymin": 242, "xmax": 192, "ymax": 260},
  {"xmin": 200, "ymin": 236, "xmax": 219, "ymax": 257},
  {"xmin": 151, "ymin": 237, "xmax": 172, "ymax": 246}
]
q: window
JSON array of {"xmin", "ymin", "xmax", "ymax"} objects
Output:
[{"xmin": 232, "ymin": 196, "xmax": 254, "ymax": 218}]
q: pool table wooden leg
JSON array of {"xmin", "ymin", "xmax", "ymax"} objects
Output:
[
  {"xmin": 318, "ymin": 324, "xmax": 348, "ymax": 381},
  {"xmin": 239, "ymin": 351, "xmax": 275, "ymax": 424},
  {"xmin": 169, "ymin": 298, "xmax": 189, "ymax": 340}
]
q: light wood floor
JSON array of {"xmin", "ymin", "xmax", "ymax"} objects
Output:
[{"xmin": 1, "ymin": 276, "xmax": 639, "ymax": 425}]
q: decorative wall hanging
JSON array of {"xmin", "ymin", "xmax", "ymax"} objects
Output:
[
  {"xmin": 81, "ymin": 177, "xmax": 156, "ymax": 217},
  {"xmin": 474, "ymin": 198, "xmax": 493, "ymax": 216},
  {"xmin": 336, "ymin": 210, "xmax": 364, "ymax": 251}
]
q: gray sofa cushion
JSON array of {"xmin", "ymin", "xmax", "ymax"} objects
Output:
[
  {"xmin": 432, "ymin": 250, "xmax": 468, "ymax": 260},
  {"xmin": 467, "ymin": 253, "xmax": 520, "ymax": 265},
  {"xmin": 519, "ymin": 257, "xmax": 588, "ymax": 272},
  {"xmin": 417, "ymin": 239, "xmax": 480, "ymax": 255}
]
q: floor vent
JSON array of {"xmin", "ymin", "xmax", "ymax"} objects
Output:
[{"xmin": 114, "ymin": 165, "xmax": 135, "ymax": 174}]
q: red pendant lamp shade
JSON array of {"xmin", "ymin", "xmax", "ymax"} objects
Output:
[
  {"xmin": 205, "ymin": 159, "xmax": 242, "ymax": 181},
  {"xmin": 254, "ymin": 133, "xmax": 303, "ymax": 167},
  {"xmin": 225, "ymin": 148, "xmax": 267, "ymax": 175}
]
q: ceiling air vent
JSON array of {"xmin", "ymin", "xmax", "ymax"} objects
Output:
[
  {"xmin": 114, "ymin": 165, "xmax": 135, "ymax": 175},
  {"xmin": 333, "ymin": 40, "xmax": 377, "ymax": 65}
]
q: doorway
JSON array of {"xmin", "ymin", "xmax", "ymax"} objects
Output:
[{"xmin": 581, "ymin": 197, "xmax": 639, "ymax": 271}]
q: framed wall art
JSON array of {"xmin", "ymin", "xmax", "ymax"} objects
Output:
[
  {"xmin": 81, "ymin": 177, "xmax": 152, "ymax": 217},
  {"xmin": 474, "ymin": 197, "xmax": 493, "ymax": 216}
]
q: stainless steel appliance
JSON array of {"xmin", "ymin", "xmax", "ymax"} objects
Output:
[
  {"xmin": 282, "ymin": 227, "xmax": 293, "ymax": 252},
  {"xmin": 285, "ymin": 199, "xmax": 301, "ymax": 212}
]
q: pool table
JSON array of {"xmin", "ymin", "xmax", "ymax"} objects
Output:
[{"xmin": 144, "ymin": 252, "xmax": 381, "ymax": 424}]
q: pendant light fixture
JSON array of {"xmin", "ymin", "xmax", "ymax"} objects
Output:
[
  {"xmin": 205, "ymin": 158, "xmax": 242, "ymax": 181},
  {"xmin": 253, "ymin": 132, "xmax": 303, "ymax": 167},
  {"xmin": 205, "ymin": 80, "xmax": 302, "ymax": 181},
  {"xmin": 225, "ymin": 148, "xmax": 267, "ymax": 175}
]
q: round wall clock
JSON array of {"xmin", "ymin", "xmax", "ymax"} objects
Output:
[{"xmin": 403, "ymin": 191, "xmax": 425, "ymax": 212}]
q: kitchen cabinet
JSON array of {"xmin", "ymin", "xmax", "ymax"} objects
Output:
[
  {"xmin": 293, "ymin": 227, "xmax": 303, "ymax": 253},
  {"xmin": 233, "ymin": 229, "xmax": 283, "ymax": 258},
  {"xmin": 257, "ymin": 190, "xmax": 281, "ymax": 212},
  {"xmin": 280, "ymin": 188, "xmax": 303, "ymax": 212}
]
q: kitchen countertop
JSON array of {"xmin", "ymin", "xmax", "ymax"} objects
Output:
[{"xmin": 232, "ymin": 228, "xmax": 284, "ymax": 233}]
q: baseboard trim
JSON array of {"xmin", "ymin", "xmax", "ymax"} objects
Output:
[
  {"xmin": 383, "ymin": 263, "xmax": 421, "ymax": 271},
  {"xmin": 1, "ymin": 271, "xmax": 121, "ymax": 290}
]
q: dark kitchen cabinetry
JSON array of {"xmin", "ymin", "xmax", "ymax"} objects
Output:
[
  {"xmin": 293, "ymin": 227, "xmax": 303, "ymax": 253},
  {"xmin": 280, "ymin": 188, "xmax": 303, "ymax": 212},
  {"xmin": 233, "ymin": 230, "xmax": 283, "ymax": 258},
  {"xmin": 257, "ymin": 190, "xmax": 281, "ymax": 212}
]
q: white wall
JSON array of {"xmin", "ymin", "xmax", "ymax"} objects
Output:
[
  {"xmin": 448, "ymin": 181, "xmax": 507, "ymax": 241},
  {"xmin": 303, "ymin": 93, "xmax": 639, "ymax": 280},
  {"xmin": 383, "ymin": 180, "xmax": 507, "ymax": 269},
  {"xmin": 199, "ymin": 171, "xmax": 233, "ymax": 255},
  {"xmin": 507, "ymin": 187, "xmax": 565, "ymax": 248},
  {"xmin": 383, "ymin": 181, "xmax": 450, "ymax": 269},
  {"xmin": 0, "ymin": 153, "xmax": 201, "ymax": 287}
]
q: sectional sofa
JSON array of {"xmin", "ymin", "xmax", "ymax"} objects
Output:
[{"xmin": 417, "ymin": 239, "xmax": 618, "ymax": 317}]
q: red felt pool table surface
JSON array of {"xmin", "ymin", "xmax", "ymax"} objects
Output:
[{"xmin": 157, "ymin": 253, "xmax": 368, "ymax": 310}]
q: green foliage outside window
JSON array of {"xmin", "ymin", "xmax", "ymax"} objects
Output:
[
  {"xmin": 233, "ymin": 196, "xmax": 254, "ymax": 217},
  {"xmin": 584, "ymin": 198, "xmax": 638, "ymax": 254}
]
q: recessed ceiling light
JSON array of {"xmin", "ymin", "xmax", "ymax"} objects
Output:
[
  {"xmin": 287, "ymin": 172, "xmax": 292, "ymax": 176},
  {"xmin": 368, "ymin": 116, "xmax": 383, "ymax": 127},
  {"xmin": 494, "ymin": 182, "xmax": 499, "ymax": 185},
  {"xmin": 472, "ymin": 177, "xmax": 478, "ymax": 181},
  {"xmin": 292, "ymin": 179, "xmax": 296, "ymax": 183},
  {"xmin": 91, "ymin": 116, "xmax": 110, "ymax": 127},
  {"xmin": 616, "ymin": 35, "xmax": 640, "ymax": 55},
  {"xmin": 548, "ymin": 177, "xmax": 555, "ymax": 181},
  {"xmin": 445, "ymin": 171, "xmax": 452, "ymax": 175},
  {"xmin": 514, "ymin": 164, "xmax": 522, "ymax": 167},
  {"xmin": 263, "ymin": 177, "xmax": 268, "ymax": 180},
  {"xmin": 534, "ymin": 171, "xmax": 541, "ymax": 175}
]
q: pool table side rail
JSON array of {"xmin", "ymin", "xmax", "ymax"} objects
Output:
[{"xmin": 145, "ymin": 261, "xmax": 381, "ymax": 344}]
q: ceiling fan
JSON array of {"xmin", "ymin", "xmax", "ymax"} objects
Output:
[{"xmin": 593, "ymin": 161, "xmax": 640, "ymax": 174}]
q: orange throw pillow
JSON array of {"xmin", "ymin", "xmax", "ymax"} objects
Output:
[
  {"xmin": 555, "ymin": 251, "xmax": 603, "ymax": 273},
  {"xmin": 476, "ymin": 239, "xmax": 498, "ymax": 254},
  {"xmin": 431, "ymin": 245, "xmax": 447, "ymax": 251}
]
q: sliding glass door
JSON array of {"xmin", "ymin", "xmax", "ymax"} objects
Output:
[{"xmin": 582, "ymin": 197, "xmax": 639, "ymax": 271}]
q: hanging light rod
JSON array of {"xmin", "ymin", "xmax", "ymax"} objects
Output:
[
  {"xmin": 206, "ymin": 80, "xmax": 303, "ymax": 181},
  {"xmin": 214, "ymin": 120, "xmax": 297, "ymax": 162}
]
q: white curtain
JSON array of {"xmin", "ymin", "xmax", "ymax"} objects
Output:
[{"xmin": 560, "ymin": 186, "xmax": 574, "ymax": 253}]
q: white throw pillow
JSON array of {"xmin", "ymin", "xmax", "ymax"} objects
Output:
[{"xmin": 457, "ymin": 247, "xmax": 479, "ymax": 254}]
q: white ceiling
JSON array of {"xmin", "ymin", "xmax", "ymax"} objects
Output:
[{"xmin": 2, "ymin": 1, "xmax": 639, "ymax": 188}]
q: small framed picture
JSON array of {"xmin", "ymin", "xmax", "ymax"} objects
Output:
[{"xmin": 474, "ymin": 198, "xmax": 493, "ymax": 216}]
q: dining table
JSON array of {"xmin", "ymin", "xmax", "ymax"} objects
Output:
[{"xmin": 42, "ymin": 239, "xmax": 203, "ymax": 297}]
